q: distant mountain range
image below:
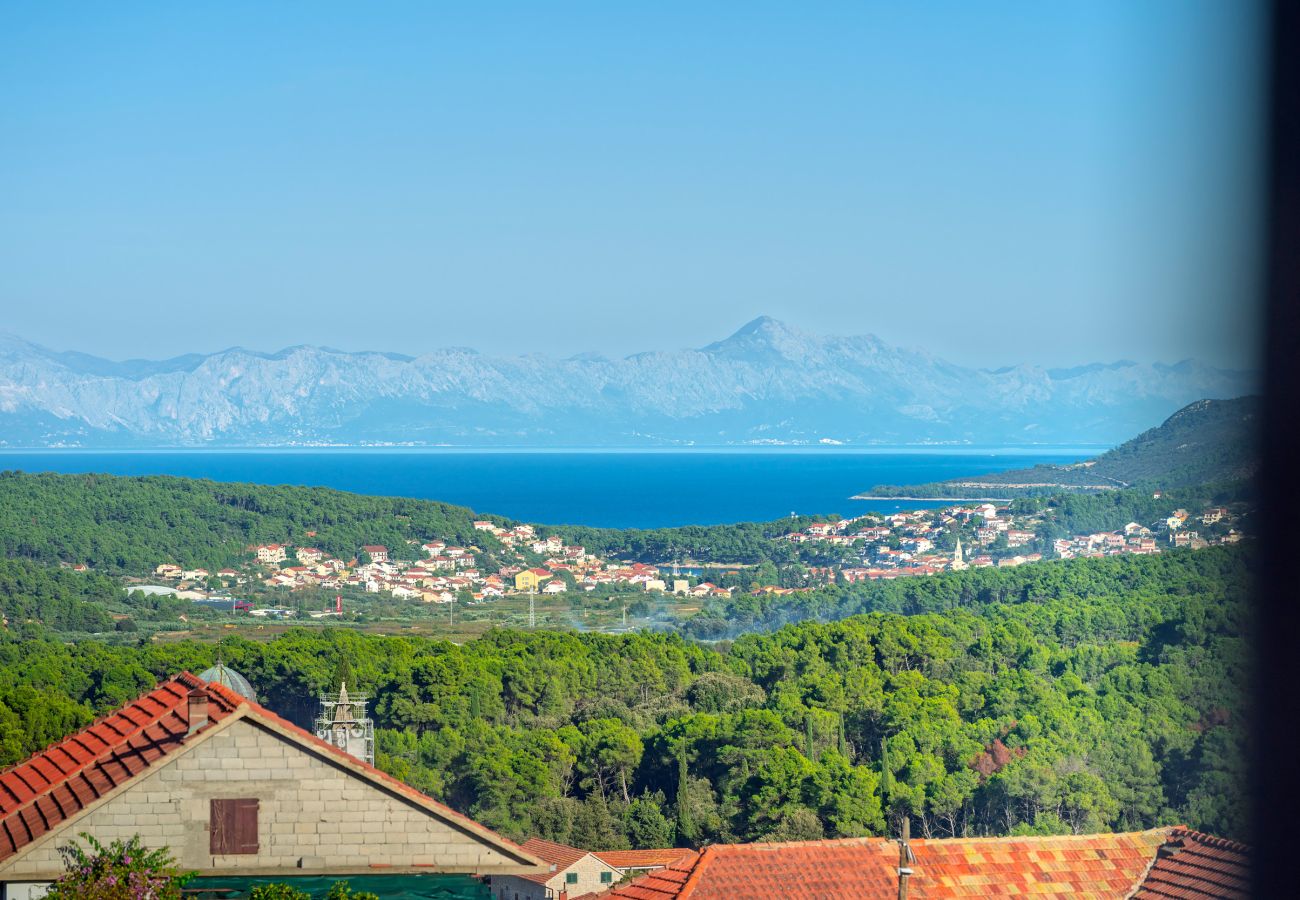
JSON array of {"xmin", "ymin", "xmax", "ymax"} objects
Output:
[
  {"xmin": 0, "ymin": 318, "xmax": 1257, "ymax": 448},
  {"xmin": 859, "ymin": 396, "xmax": 1260, "ymax": 498}
]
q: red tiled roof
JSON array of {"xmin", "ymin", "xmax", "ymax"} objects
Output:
[
  {"xmin": 602, "ymin": 830, "xmax": 1186, "ymax": 899},
  {"xmin": 601, "ymin": 853, "xmax": 698, "ymax": 900},
  {"xmin": 1131, "ymin": 828, "xmax": 1251, "ymax": 899},
  {"xmin": 1, "ymin": 672, "xmax": 541, "ymax": 871},
  {"xmin": 0, "ymin": 672, "xmax": 239, "ymax": 864},
  {"xmin": 517, "ymin": 837, "xmax": 588, "ymax": 883},
  {"xmin": 595, "ymin": 849, "xmax": 695, "ymax": 870}
]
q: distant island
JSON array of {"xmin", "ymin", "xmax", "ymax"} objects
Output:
[
  {"xmin": 858, "ymin": 396, "xmax": 1259, "ymax": 499},
  {"xmin": 0, "ymin": 317, "xmax": 1254, "ymax": 448}
]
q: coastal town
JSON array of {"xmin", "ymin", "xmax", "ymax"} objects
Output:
[
  {"xmin": 787, "ymin": 499, "xmax": 1244, "ymax": 582},
  {"xmin": 141, "ymin": 497, "xmax": 1249, "ymax": 621}
]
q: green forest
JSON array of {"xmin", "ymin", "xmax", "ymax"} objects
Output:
[
  {"xmin": 864, "ymin": 396, "xmax": 1260, "ymax": 498},
  {"xmin": 0, "ymin": 470, "xmax": 835, "ymax": 570},
  {"xmin": 0, "ymin": 545, "xmax": 1250, "ymax": 848}
]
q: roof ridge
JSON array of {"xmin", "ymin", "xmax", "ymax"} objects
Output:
[
  {"xmin": 523, "ymin": 835, "xmax": 587, "ymax": 854},
  {"xmin": 675, "ymin": 844, "xmax": 713, "ymax": 900},
  {"xmin": 1169, "ymin": 827, "xmax": 1252, "ymax": 855},
  {"xmin": 909, "ymin": 826, "xmax": 1178, "ymax": 846}
]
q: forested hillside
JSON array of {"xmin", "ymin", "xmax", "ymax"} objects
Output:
[
  {"xmin": 0, "ymin": 546, "xmax": 1250, "ymax": 846},
  {"xmin": 864, "ymin": 396, "xmax": 1259, "ymax": 498},
  {"xmin": 0, "ymin": 470, "xmax": 835, "ymax": 570},
  {"xmin": 682, "ymin": 529, "xmax": 1250, "ymax": 637},
  {"xmin": 0, "ymin": 471, "xmax": 509, "ymax": 572}
]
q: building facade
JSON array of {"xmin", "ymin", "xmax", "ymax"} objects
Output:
[{"xmin": 0, "ymin": 673, "xmax": 544, "ymax": 898}]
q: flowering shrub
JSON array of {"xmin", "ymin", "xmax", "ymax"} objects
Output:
[{"xmin": 47, "ymin": 834, "xmax": 192, "ymax": 900}]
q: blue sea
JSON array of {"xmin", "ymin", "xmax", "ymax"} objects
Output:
[{"xmin": 0, "ymin": 448, "xmax": 1099, "ymax": 529}]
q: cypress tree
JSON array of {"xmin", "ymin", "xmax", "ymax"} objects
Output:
[
  {"xmin": 881, "ymin": 735, "xmax": 893, "ymax": 804},
  {"xmin": 675, "ymin": 743, "xmax": 695, "ymax": 844}
]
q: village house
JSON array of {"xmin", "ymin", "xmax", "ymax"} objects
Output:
[
  {"xmin": 254, "ymin": 544, "xmax": 288, "ymax": 565},
  {"xmin": 361, "ymin": 545, "xmax": 389, "ymax": 563},
  {"xmin": 1201, "ymin": 507, "xmax": 1229, "ymax": 525},
  {"xmin": 514, "ymin": 568, "xmax": 552, "ymax": 592},
  {"xmin": 489, "ymin": 838, "xmax": 622, "ymax": 900},
  {"xmin": 0, "ymin": 672, "xmax": 545, "ymax": 899}
]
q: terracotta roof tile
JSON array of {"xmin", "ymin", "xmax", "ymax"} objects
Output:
[
  {"xmin": 595, "ymin": 849, "xmax": 696, "ymax": 870},
  {"xmin": 1, "ymin": 672, "xmax": 541, "ymax": 873},
  {"xmin": 599, "ymin": 830, "xmax": 1200, "ymax": 899},
  {"xmin": 1130, "ymin": 828, "xmax": 1251, "ymax": 899},
  {"xmin": 515, "ymin": 836, "xmax": 590, "ymax": 883},
  {"xmin": 0, "ymin": 673, "xmax": 237, "ymax": 865}
]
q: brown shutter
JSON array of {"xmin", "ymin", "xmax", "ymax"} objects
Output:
[
  {"xmin": 210, "ymin": 798, "xmax": 259, "ymax": 854},
  {"xmin": 210, "ymin": 799, "xmax": 231, "ymax": 854},
  {"xmin": 233, "ymin": 798, "xmax": 259, "ymax": 853}
]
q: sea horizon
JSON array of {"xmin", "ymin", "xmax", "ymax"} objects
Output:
[{"xmin": 0, "ymin": 447, "xmax": 1092, "ymax": 528}]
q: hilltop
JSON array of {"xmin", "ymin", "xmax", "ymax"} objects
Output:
[
  {"xmin": 859, "ymin": 396, "xmax": 1260, "ymax": 498},
  {"xmin": 0, "ymin": 319, "xmax": 1254, "ymax": 447}
]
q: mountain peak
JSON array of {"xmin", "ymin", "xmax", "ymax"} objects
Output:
[
  {"xmin": 703, "ymin": 317, "xmax": 810, "ymax": 356},
  {"xmin": 729, "ymin": 316, "xmax": 797, "ymax": 340}
]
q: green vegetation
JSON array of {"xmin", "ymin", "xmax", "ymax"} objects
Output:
[
  {"xmin": 539, "ymin": 517, "xmax": 835, "ymax": 566},
  {"xmin": 865, "ymin": 396, "xmax": 1260, "ymax": 498},
  {"xmin": 0, "ymin": 471, "xmax": 510, "ymax": 572},
  {"xmin": 0, "ymin": 559, "xmax": 119, "ymax": 632},
  {"xmin": 1, "ymin": 546, "xmax": 1249, "ymax": 845},
  {"xmin": 0, "ymin": 471, "xmax": 839, "ymax": 573},
  {"xmin": 682, "ymin": 538, "xmax": 1249, "ymax": 638}
]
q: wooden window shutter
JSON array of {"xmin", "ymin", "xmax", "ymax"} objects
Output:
[
  {"xmin": 210, "ymin": 798, "xmax": 259, "ymax": 854},
  {"xmin": 233, "ymin": 798, "xmax": 259, "ymax": 853}
]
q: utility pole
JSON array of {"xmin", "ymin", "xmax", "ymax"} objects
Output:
[
  {"xmin": 898, "ymin": 816, "xmax": 914, "ymax": 900},
  {"xmin": 529, "ymin": 589, "xmax": 535, "ymax": 628},
  {"xmin": 622, "ymin": 605, "xmax": 627, "ymax": 628}
]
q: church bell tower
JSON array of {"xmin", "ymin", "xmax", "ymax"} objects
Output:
[{"xmin": 314, "ymin": 681, "xmax": 375, "ymax": 766}]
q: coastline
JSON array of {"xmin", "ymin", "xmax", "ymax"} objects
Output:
[{"xmin": 852, "ymin": 495, "xmax": 1017, "ymax": 502}]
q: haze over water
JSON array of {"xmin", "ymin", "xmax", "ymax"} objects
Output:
[{"xmin": 0, "ymin": 449, "xmax": 1094, "ymax": 528}]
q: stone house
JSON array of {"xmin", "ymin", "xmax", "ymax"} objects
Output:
[
  {"xmin": 0, "ymin": 672, "xmax": 544, "ymax": 899},
  {"xmin": 489, "ymin": 838, "xmax": 622, "ymax": 900}
]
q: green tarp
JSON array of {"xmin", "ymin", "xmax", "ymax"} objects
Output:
[{"xmin": 187, "ymin": 874, "xmax": 492, "ymax": 899}]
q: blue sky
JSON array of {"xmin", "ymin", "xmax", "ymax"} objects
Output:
[{"xmin": 0, "ymin": 2, "xmax": 1265, "ymax": 368}]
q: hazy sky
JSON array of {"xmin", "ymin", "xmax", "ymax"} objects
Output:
[{"xmin": 0, "ymin": 2, "xmax": 1266, "ymax": 369}]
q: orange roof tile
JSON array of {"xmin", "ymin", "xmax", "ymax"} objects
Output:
[
  {"xmin": 600, "ymin": 830, "xmax": 1196, "ymax": 899},
  {"xmin": 0, "ymin": 673, "xmax": 239, "ymax": 864},
  {"xmin": 601, "ymin": 853, "xmax": 698, "ymax": 900},
  {"xmin": 596, "ymin": 848, "xmax": 696, "ymax": 870},
  {"xmin": 517, "ymin": 836, "xmax": 589, "ymax": 883},
  {"xmin": 1130, "ymin": 828, "xmax": 1251, "ymax": 899},
  {"xmin": 1, "ymin": 672, "xmax": 541, "ymax": 872}
]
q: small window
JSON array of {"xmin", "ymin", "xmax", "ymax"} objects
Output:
[
  {"xmin": 566, "ymin": 872, "xmax": 579, "ymax": 884},
  {"xmin": 601, "ymin": 871, "xmax": 613, "ymax": 884},
  {"xmin": 210, "ymin": 798, "xmax": 259, "ymax": 854}
]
